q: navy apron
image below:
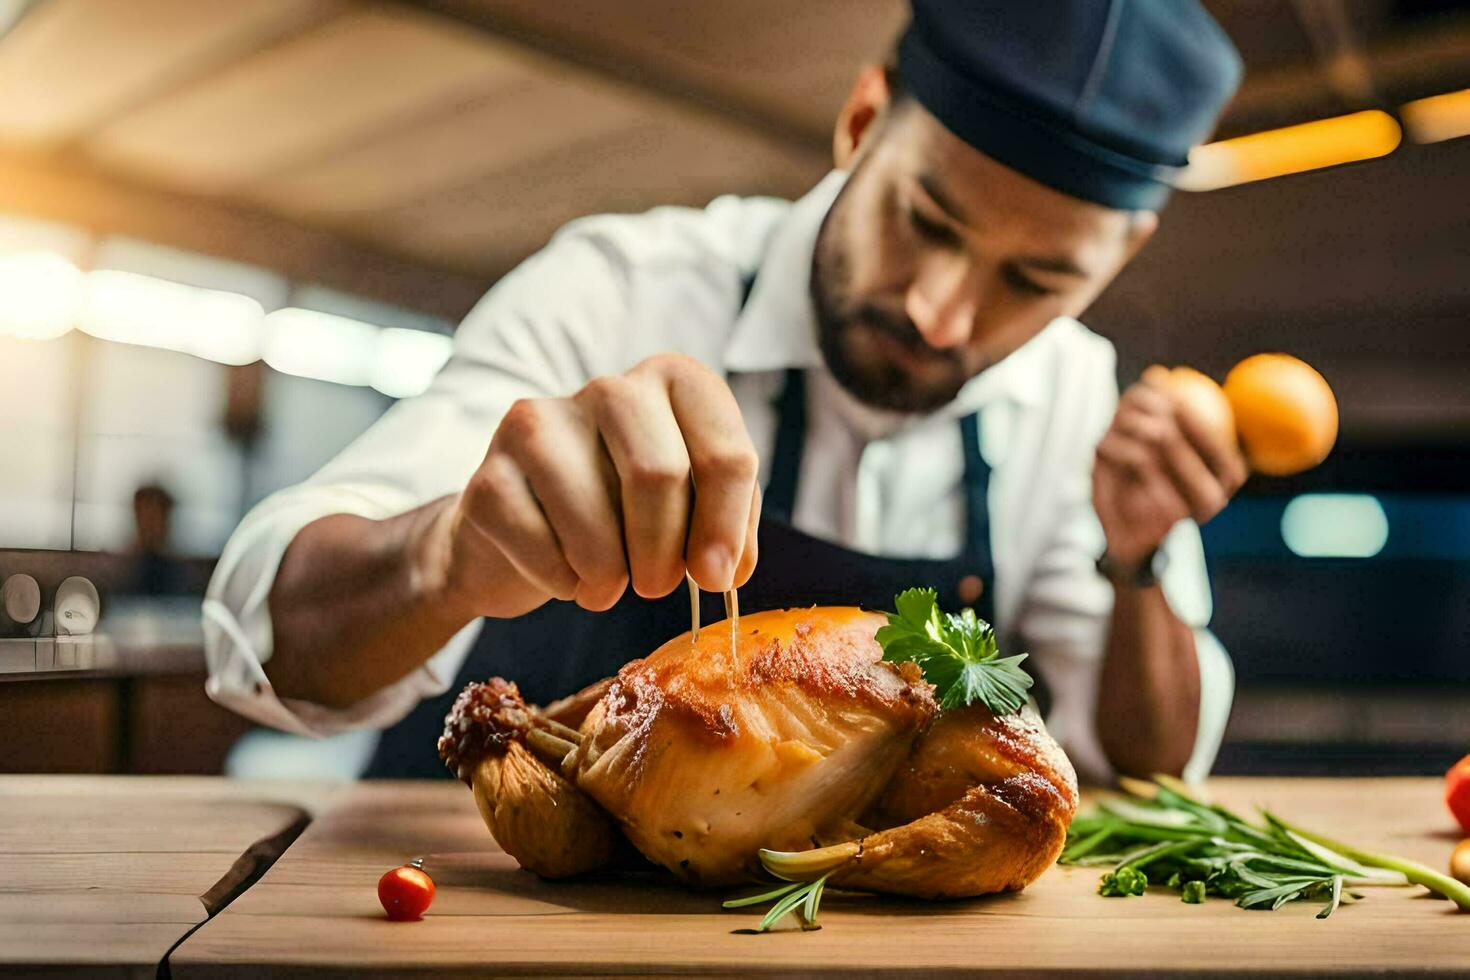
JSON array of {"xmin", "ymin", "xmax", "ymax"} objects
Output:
[{"xmin": 365, "ymin": 369, "xmax": 1005, "ymax": 778}]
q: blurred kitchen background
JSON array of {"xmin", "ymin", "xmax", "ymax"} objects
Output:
[{"xmin": 0, "ymin": 0, "xmax": 1466, "ymax": 778}]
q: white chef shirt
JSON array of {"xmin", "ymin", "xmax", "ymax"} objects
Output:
[{"xmin": 203, "ymin": 171, "xmax": 1232, "ymax": 783}]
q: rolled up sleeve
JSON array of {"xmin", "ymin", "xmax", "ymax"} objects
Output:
[{"xmin": 202, "ymin": 483, "xmax": 482, "ymax": 738}]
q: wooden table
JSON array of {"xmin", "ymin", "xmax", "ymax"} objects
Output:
[
  {"xmin": 161, "ymin": 778, "xmax": 1470, "ymax": 978},
  {"xmin": 0, "ymin": 776, "xmax": 340, "ymax": 979}
]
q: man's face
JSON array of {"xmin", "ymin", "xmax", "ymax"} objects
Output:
[{"xmin": 812, "ymin": 98, "xmax": 1151, "ymax": 413}]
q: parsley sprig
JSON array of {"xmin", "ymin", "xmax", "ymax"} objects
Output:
[
  {"xmin": 876, "ymin": 587, "xmax": 1033, "ymax": 715},
  {"xmin": 1062, "ymin": 776, "xmax": 1470, "ymax": 916}
]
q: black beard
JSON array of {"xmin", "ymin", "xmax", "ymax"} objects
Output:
[{"xmin": 809, "ymin": 187, "xmax": 967, "ymax": 413}]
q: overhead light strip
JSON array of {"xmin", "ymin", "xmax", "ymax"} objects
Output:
[
  {"xmin": 1181, "ymin": 84, "xmax": 1470, "ymax": 191},
  {"xmin": 1177, "ymin": 109, "xmax": 1401, "ymax": 191},
  {"xmin": 0, "ymin": 249, "xmax": 453, "ymax": 399},
  {"xmin": 1400, "ymin": 87, "xmax": 1470, "ymax": 145}
]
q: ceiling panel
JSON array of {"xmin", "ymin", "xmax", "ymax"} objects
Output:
[
  {"xmin": 419, "ymin": 0, "xmax": 906, "ymax": 141},
  {"xmin": 0, "ymin": 0, "xmax": 1463, "ymax": 417},
  {"xmin": 255, "ymin": 72, "xmax": 645, "ymax": 217},
  {"xmin": 0, "ymin": 0, "xmax": 336, "ymax": 146},
  {"xmin": 362, "ymin": 107, "xmax": 826, "ymax": 272},
  {"xmin": 84, "ymin": 6, "xmax": 529, "ymax": 194}
]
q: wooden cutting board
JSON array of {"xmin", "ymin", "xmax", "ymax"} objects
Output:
[
  {"xmin": 0, "ymin": 776, "xmax": 334, "ymax": 979},
  {"xmin": 169, "ymin": 778, "xmax": 1470, "ymax": 977}
]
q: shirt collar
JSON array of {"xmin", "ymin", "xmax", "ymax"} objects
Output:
[
  {"xmin": 723, "ymin": 169, "xmax": 1049, "ymax": 415},
  {"xmin": 722, "ymin": 171, "xmax": 843, "ymax": 374}
]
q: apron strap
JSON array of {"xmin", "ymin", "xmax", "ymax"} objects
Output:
[
  {"xmin": 763, "ymin": 367, "xmax": 806, "ymax": 521},
  {"xmin": 762, "ymin": 369, "xmax": 992, "ymax": 565},
  {"xmin": 958, "ymin": 412, "xmax": 992, "ymax": 561}
]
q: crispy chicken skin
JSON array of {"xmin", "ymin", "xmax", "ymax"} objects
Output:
[
  {"xmin": 441, "ymin": 607, "xmax": 1077, "ymax": 898},
  {"xmin": 570, "ymin": 608, "xmax": 935, "ymax": 886},
  {"xmin": 815, "ymin": 702, "xmax": 1079, "ymax": 898},
  {"xmin": 439, "ymin": 679, "xmax": 617, "ymax": 878}
]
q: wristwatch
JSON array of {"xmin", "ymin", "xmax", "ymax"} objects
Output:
[{"xmin": 1095, "ymin": 547, "xmax": 1169, "ymax": 588}]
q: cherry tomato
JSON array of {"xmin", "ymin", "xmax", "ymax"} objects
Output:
[
  {"xmin": 378, "ymin": 865, "xmax": 435, "ymax": 921},
  {"xmin": 1448, "ymin": 756, "xmax": 1470, "ymax": 835}
]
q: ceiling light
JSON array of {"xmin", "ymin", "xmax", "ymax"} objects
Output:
[
  {"xmin": 262, "ymin": 308, "xmax": 378, "ymax": 386},
  {"xmin": 1281, "ymin": 494, "xmax": 1389, "ymax": 559},
  {"xmin": 91, "ymin": 236, "xmax": 289, "ymax": 311},
  {"xmin": 371, "ymin": 327, "xmax": 452, "ymax": 399},
  {"xmin": 80, "ymin": 270, "xmax": 264, "ymax": 365},
  {"xmin": 1178, "ymin": 110, "xmax": 1401, "ymax": 191},
  {"xmin": 1400, "ymin": 88, "xmax": 1470, "ymax": 145},
  {"xmin": 0, "ymin": 250, "xmax": 82, "ymax": 339}
]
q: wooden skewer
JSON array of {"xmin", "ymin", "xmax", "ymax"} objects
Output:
[
  {"xmin": 724, "ymin": 588, "xmax": 739, "ymax": 655},
  {"xmin": 686, "ymin": 572, "xmax": 700, "ymax": 645},
  {"xmin": 688, "ymin": 572, "xmax": 740, "ymax": 661}
]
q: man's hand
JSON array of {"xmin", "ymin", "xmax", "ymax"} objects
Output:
[
  {"xmin": 1092, "ymin": 366, "xmax": 1248, "ymax": 565},
  {"xmin": 428, "ymin": 353, "xmax": 762, "ymax": 620}
]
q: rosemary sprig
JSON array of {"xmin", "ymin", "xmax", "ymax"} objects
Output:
[
  {"xmin": 1061, "ymin": 777, "xmax": 1470, "ymax": 917},
  {"xmin": 723, "ymin": 873, "xmax": 832, "ymax": 931}
]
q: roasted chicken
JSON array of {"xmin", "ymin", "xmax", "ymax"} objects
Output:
[{"xmin": 439, "ymin": 606, "xmax": 1077, "ymax": 900}]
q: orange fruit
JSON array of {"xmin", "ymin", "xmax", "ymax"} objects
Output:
[
  {"xmin": 1155, "ymin": 365, "xmax": 1237, "ymax": 451},
  {"xmin": 1223, "ymin": 354, "xmax": 1338, "ymax": 476}
]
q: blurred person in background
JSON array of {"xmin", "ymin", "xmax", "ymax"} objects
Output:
[
  {"xmin": 204, "ymin": 0, "xmax": 1247, "ymax": 782},
  {"xmin": 125, "ymin": 482, "xmax": 189, "ymax": 596}
]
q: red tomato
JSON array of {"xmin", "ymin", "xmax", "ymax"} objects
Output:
[
  {"xmin": 1448, "ymin": 756, "xmax": 1470, "ymax": 835},
  {"xmin": 378, "ymin": 865, "xmax": 435, "ymax": 921}
]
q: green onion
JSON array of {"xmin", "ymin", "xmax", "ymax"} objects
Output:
[
  {"xmin": 1263, "ymin": 811, "xmax": 1470, "ymax": 912},
  {"xmin": 1061, "ymin": 777, "xmax": 1464, "ymax": 919}
]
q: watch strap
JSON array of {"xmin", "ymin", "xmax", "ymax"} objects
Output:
[{"xmin": 1095, "ymin": 547, "xmax": 1168, "ymax": 588}]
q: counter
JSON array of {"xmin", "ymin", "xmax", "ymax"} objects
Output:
[{"xmin": 5, "ymin": 776, "xmax": 1462, "ymax": 977}]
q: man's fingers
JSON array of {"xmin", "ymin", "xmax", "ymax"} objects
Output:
[
  {"xmin": 463, "ymin": 454, "xmax": 579, "ymax": 601},
  {"xmin": 488, "ymin": 355, "xmax": 761, "ymax": 609},
  {"xmin": 1134, "ymin": 372, "xmax": 1249, "ymax": 493},
  {"xmin": 1095, "ymin": 427, "xmax": 1153, "ymax": 480},
  {"xmin": 498, "ymin": 398, "xmax": 629, "ymax": 611},
  {"xmin": 1173, "ymin": 400, "xmax": 1249, "ymax": 494},
  {"xmin": 1121, "ymin": 377, "xmax": 1174, "ymax": 416},
  {"xmin": 1113, "ymin": 407, "xmax": 1227, "ymax": 523},
  {"xmin": 1096, "ymin": 426, "xmax": 1190, "ymax": 529},
  {"xmin": 637, "ymin": 354, "xmax": 759, "ymax": 592},
  {"xmin": 579, "ymin": 375, "xmax": 693, "ymax": 599},
  {"xmin": 1139, "ymin": 363, "xmax": 1172, "ymax": 390}
]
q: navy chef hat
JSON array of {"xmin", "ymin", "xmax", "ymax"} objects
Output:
[{"xmin": 897, "ymin": 0, "xmax": 1244, "ymax": 210}]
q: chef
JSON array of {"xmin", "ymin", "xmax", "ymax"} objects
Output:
[{"xmin": 204, "ymin": 0, "xmax": 1246, "ymax": 783}]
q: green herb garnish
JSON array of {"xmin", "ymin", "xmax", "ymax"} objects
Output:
[
  {"xmin": 722, "ymin": 873, "xmax": 831, "ymax": 932},
  {"xmin": 876, "ymin": 587, "xmax": 1033, "ymax": 715},
  {"xmin": 1099, "ymin": 866, "xmax": 1148, "ymax": 896},
  {"xmin": 1062, "ymin": 776, "xmax": 1470, "ymax": 918}
]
